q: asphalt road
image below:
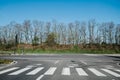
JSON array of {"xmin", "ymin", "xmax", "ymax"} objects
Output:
[{"xmin": 0, "ymin": 54, "xmax": 120, "ymax": 80}]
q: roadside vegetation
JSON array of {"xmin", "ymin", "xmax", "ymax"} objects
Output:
[
  {"xmin": 0, "ymin": 19, "xmax": 120, "ymax": 54},
  {"xmin": 0, "ymin": 59, "xmax": 13, "ymax": 64}
]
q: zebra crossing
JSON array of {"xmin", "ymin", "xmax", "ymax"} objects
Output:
[
  {"xmin": 0, "ymin": 66, "xmax": 120, "ymax": 77},
  {"xmin": 26, "ymin": 67, "xmax": 44, "ymax": 75},
  {"xmin": 44, "ymin": 67, "xmax": 57, "ymax": 75},
  {"xmin": 8, "ymin": 67, "xmax": 31, "ymax": 75},
  {"xmin": 62, "ymin": 67, "xmax": 70, "ymax": 75},
  {"xmin": 0, "ymin": 67, "xmax": 19, "ymax": 74},
  {"xmin": 88, "ymin": 68, "xmax": 106, "ymax": 76}
]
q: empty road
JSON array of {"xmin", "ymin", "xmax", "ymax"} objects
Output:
[{"xmin": 0, "ymin": 54, "xmax": 120, "ymax": 80}]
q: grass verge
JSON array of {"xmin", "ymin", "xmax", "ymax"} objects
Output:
[
  {"xmin": 0, "ymin": 59, "xmax": 13, "ymax": 64},
  {"xmin": 16, "ymin": 48, "xmax": 120, "ymax": 54},
  {"xmin": 0, "ymin": 48, "xmax": 120, "ymax": 54}
]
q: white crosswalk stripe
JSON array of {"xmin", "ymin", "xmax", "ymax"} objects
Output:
[
  {"xmin": 62, "ymin": 67, "xmax": 70, "ymax": 75},
  {"xmin": 1, "ymin": 66, "xmax": 120, "ymax": 78},
  {"xmin": 101, "ymin": 69, "xmax": 120, "ymax": 77},
  {"xmin": 26, "ymin": 67, "xmax": 44, "ymax": 75},
  {"xmin": 44, "ymin": 67, "xmax": 57, "ymax": 75},
  {"xmin": 76, "ymin": 68, "xmax": 88, "ymax": 76},
  {"xmin": 0, "ymin": 67, "xmax": 19, "ymax": 74},
  {"xmin": 114, "ymin": 69, "xmax": 120, "ymax": 72},
  {"xmin": 36, "ymin": 75, "xmax": 44, "ymax": 80},
  {"xmin": 88, "ymin": 68, "xmax": 106, "ymax": 76},
  {"xmin": 8, "ymin": 67, "xmax": 31, "ymax": 75}
]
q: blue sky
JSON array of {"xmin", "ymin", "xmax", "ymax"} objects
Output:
[{"xmin": 0, "ymin": 0, "xmax": 120, "ymax": 25}]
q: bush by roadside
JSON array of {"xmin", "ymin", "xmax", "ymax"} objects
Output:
[{"xmin": 0, "ymin": 59, "xmax": 13, "ymax": 64}]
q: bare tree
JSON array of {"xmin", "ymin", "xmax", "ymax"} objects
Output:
[
  {"xmin": 68, "ymin": 22, "xmax": 75, "ymax": 45},
  {"xmin": 107, "ymin": 22, "xmax": 114, "ymax": 44},
  {"xmin": 88, "ymin": 19, "xmax": 96, "ymax": 44},
  {"xmin": 100, "ymin": 23, "xmax": 107, "ymax": 44},
  {"xmin": 23, "ymin": 20, "xmax": 31, "ymax": 44},
  {"xmin": 0, "ymin": 19, "xmax": 120, "ymax": 52},
  {"xmin": 95, "ymin": 23, "xmax": 102, "ymax": 44},
  {"xmin": 115, "ymin": 24, "xmax": 120, "ymax": 45},
  {"xmin": 52, "ymin": 20, "xmax": 58, "ymax": 44},
  {"xmin": 57, "ymin": 23, "xmax": 64, "ymax": 44},
  {"xmin": 74, "ymin": 21, "xmax": 80, "ymax": 45},
  {"xmin": 14, "ymin": 23, "xmax": 23, "ymax": 44},
  {"xmin": 80, "ymin": 22, "xmax": 86, "ymax": 44},
  {"xmin": 32, "ymin": 20, "xmax": 40, "ymax": 45},
  {"xmin": 45, "ymin": 22, "xmax": 51, "ymax": 37}
]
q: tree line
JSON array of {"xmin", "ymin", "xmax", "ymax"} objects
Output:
[{"xmin": 0, "ymin": 19, "xmax": 120, "ymax": 51}]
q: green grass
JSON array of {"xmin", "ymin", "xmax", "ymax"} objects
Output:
[
  {"xmin": 0, "ymin": 48, "xmax": 120, "ymax": 54},
  {"xmin": 16, "ymin": 48, "xmax": 120, "ymax": 54}
]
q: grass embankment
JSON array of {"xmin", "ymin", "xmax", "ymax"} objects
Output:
[
  {"xmin": 0, "ymin": 44, "xmax": 120, "ymax": 54},
  {"xmin": 2, "ymin": 48, "xmax": 118, "ymax": 54},
  {"xmin": 16, "ymin": 45, "xmax": 120, "ymax": 54},
  {"xmin": 0, "ymin": 59, "xmax": 13, "ymax": 64},
  {"xmin": 21, "ymin": 49, "xmax": 120, "ymax": 54}
]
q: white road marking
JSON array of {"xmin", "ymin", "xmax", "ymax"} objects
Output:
[
  {"xmin": 105, "ymin": 65, "xmax": 114, "ymax": 69},
  {"xmin": 8, "ymin": 67, "xmax": 31, "ymax": 75},
  {"xmin": 36, "ymin": 75, "xmax": 44, "ymax": 80},
  {"xmin": 0, "ymin": 67, "xmax": 19, "ymax": 74},
  {"xmin": 36, "ymin": 64, "xmax": 42, "ymax": 66},
  {"xmin": 68, "ymin": 64, "xmax": 79, "ymax": 68},
  {"xmin": 83, "ymin": 54, "xmax": 100, "ymax": 56},
  {"xmin": 44, "ymin": 67, "xmax": 57, "ymax": 75},
  {"xmin": 26, "ymin": 65, "xmax": 34, "ymax": 68},
  {"xmin": 80, "ymin": 61, "xmax": 87, "ymax": 65},
  {"xmin": 55, "ymin": 60, "xmax": 59, "ymax": 64},
  {"xmin": 102, "ymin": 69, "xmax": 120, "ymax": 77},
  {"xmin": 88, "ymin": 68, "xmax": 106, "ymax": 76},
  {"xmin": 62, "ymin": 67, "xmax": 70, "ymax": 75},
  {"xmin": 76, "ymin": 68, "xmax": 88, "ymax": 76},
  {"xmin": 114, "ymin": 69, "xmax": 120, "ymax": 72},
  {"xmin": 26, "ymin": 67, "xmax": 44, "ymax": 75},
  {"xmin": 68, "ymin": 65, "xmax": 74, "ymax": 68}
]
